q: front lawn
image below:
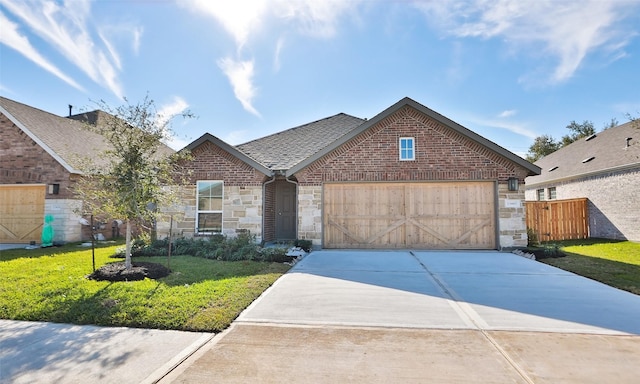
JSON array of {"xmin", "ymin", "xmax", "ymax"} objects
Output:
[
  {"xmin": 539, "ymin": 239, "xmax": 640, "ymax": 295},
  {"xmin": 0, "ymin": 243, "xmax": 290, "ymax": 331}
]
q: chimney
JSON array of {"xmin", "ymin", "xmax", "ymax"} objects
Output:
[{"xmin": 68, "ymin": 104, "xmax": 73, "ymax": 117}]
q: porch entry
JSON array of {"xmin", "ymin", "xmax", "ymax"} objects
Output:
[{"xmin": 275, "ymin": 180, "xmax": 297, "ymax": 240}]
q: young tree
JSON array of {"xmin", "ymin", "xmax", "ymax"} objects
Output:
[
  {"xmin": 525, "ymin": 134, "xmax": 560, "ymax": 162},
  {"xmin": 75, "ymin": 95, "xmax": 192, "ymax": 270},
  {"xmin": 560, "ymin": 120, "xmax": 596, "ymax": 146}
]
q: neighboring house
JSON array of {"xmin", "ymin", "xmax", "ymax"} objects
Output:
[
  {"xmin": 0, "ymin": 96, "xmax": 167, "ymax": 244},
  {"xmin": 525, "ymin": 120, "xmax": 640, "ymax": 241},
  {"xmin": 172, "ymin": 97, "xmax": 540, "ymax": 250}
]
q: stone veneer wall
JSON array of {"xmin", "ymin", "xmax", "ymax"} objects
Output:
[
  {"xmin": 497, "ymin": 183, "xmax": 528, "ymax": 248},
  {"xmin": 162, "ymin": 185, "xmax": 263, "ymax": 242},
  {"xmin": 44, "ymin": 199, "xmax": 83, "ymax": 243},
  {"xmin": 297, "ymin": 185, "xmax": 323, "ymax": 246}
]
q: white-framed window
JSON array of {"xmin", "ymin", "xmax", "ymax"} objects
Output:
[
  {"xmin": 536, "ymin": 189, "xmax": 545, "ymax": 201},
  {"xmin": 548, "ymin": 187, "xmax": 557, "ymax": 200},
  {"xmin": 399, "ymin": 137, "xmax": 415, "ymax": 161},
  {"xmin": 196, "ymin": 180, "xmax": 223, "ymax": 233}
]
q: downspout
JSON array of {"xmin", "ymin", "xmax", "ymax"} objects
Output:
[
  {"xmin": 285, "ymin": 176, "xmax": 299, "ymax": 240},
  {"xmin": 262, "ymin": 174, "xmax": 276, "ymax": 246}
]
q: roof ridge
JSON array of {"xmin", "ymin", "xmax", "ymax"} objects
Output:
[
  {"xmin": 0, "ymin": 96, "xmax": 80, "ymax": 122},
  {"xmin": 238, "ymin": 112, "xmax": 364, "ymax": 147}
]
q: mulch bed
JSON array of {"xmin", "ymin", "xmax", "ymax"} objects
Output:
[{"xmin": 88, "ymin": 261, "xmax": 171, "ymax": 282}]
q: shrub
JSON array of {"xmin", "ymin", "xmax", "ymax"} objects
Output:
[
  {"xmin": 128, "ymin": 232, "xmax": 280, "ymax": 262},
  {"xmin": 294, "ymin": 239, "xmax": 312, "ymax": 252}
]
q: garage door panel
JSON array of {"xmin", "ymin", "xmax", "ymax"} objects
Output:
[
  {"xmin": 324, "ymin": 182, "xmax": 495, "ymax": 249},
  {"xmin": 0, "ymin": 185, "xmax": 46, "ymax": 243}
]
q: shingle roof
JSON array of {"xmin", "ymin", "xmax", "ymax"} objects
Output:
[
  {"xmin": 526, "ymin": 120, "xmax": 640, "ymax": 187},
  {"xmin": 1, "ymin": 97, "xmax": 175, "ymax": 174},
  {"xmin": 236, "ymin": 113, "xmax": 365, "ymax": 170},
  {"xmin": 0, "ymin": 96, "xmax": 110, "ymax": 173}
]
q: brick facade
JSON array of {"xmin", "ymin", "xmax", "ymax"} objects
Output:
[
  {"xmin": 525, "ymin": 168, "xmax": 640, "ymax": 241},
  {"xmin": 292, "ymin": 107, "xmax": 531, "ymax": 248},
  {"xmin": 172, "ymin": 141, "xmax": 268, "ymax": 240},
  {"xmin": 174, "ymin": 104, "xmax": 533, "ymax": 249},
  {"xmin": 184, "ymin": 141, "xmax": 266, "ymax": 186},
  {"xmin": 1, "ymin": 112, "xmax": 87, "ymax": 243},
  {"xmin": 295, "ymin": 106, "xmax": 529, "ymax": 186},
  {"xmin": 1, "ymin": 114, "xmax": 77, "ymax": 198}
]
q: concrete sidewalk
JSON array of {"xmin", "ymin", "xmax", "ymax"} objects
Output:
[
  {"xmin": 161, "ymin": 250, "xmax": 640, "ymax": 383},
  {"xmin": 0, "ymin": 320, "xmax": 212, "ymax": 384}
]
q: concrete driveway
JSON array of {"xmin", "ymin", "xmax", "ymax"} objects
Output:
[{"xmin": 162, "ymin": 250, "xmax": 640, "ymax": 383}]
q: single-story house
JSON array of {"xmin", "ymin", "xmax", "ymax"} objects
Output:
[
  {"xmin": 0, "ymin": 96, "xmax": 168, "ymax": 244},
  {"xmin": 171, "ymin": 97, "xmax": 540, "ymax": 250},
  {"xmin": 525, "ymin": 120, "xmax": 640, "ymax": 241}
]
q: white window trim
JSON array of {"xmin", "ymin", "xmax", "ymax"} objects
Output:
[
  {"xmin": 399, "ymin": 137, "xmax": 415, "ymax": 161},
  {"xmin": 196, "ymin": 180, "xmax": 224, "ymax": 234}
]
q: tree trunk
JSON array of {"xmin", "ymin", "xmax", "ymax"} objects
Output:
[{"xmin": 125, "ymin": 219, "xmax": 132, "ymax": 270}]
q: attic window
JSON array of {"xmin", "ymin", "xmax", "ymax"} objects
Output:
[
  {"xmin": 399, "ymin": 137, "xmax": 415, "ymax": 161},
  {"xmin": 585, "ymin": 134, "xmax": 597, "ymax": 141},
  {"xmin": 548, "ymin": 166, "xmax": 558, "ymax": 172},
  {"xmin": 582, "ymin": 156, "xmax": 595, "ymax": 163}
]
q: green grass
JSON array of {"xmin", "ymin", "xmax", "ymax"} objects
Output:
[
  {"xmin": 0, "ymin": 242, "xmax": 290, "ymax": 332},
  {"xmin": 539, "ymin": 239, "xmax": 640, "ymax": 295}
]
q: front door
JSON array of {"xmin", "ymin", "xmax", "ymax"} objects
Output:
[{"xmin": 275, "ymin": 181, "xmax": 296, "ymax": 240}]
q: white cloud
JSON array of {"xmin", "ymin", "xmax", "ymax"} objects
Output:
[
  {"xmin": 275, "ymin": 0, "xmax": 359, "ymax": 39},
  {"xmin": 274, "ymin": 36, "xmax": 285, "ymax": 72},
  {"xmin": 184, "ymin": 0, "xmax": 361, "ymax": 114},
  {"xmin": 157, "ymin": 96, "xmax": 191, "ymax": 150},
  {"xmin": 189, "ymin": 0, "xmax": 268, "ymax": 50},
  {"xmin": 0, "ymin": 10, "xmax": 83, "ymax": 90},
  {"xmin": 157, "ymin": 96, "xmax": 190, "ymax": 128},
  {"xmin": 414, "ymin": 0, "xmax": 640, "ymax": 84},
  {"xmin": 498, "ymin": 109, "xmax": 516, "ymax": 118},
  {"xmin": 218, "ymin": 57, "xmax": 261, "ymax": 117},
  {"xmin": 0, "ymin": 0, "xmax": 125, "ymax": 98},
  {"xmin": 470, "ymin": 116, "xmax": 537, "ymax": 140}
]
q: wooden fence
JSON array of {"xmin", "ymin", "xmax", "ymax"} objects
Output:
[{"xmin": 525, "ymin": 198, "xmax": 589, "ymax": 242}]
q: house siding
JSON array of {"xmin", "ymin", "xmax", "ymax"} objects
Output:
[
  {"xmin": 525, "ymin": 168, "xmax": 640, "ymax": 241},
  {"xmin": 293, "ymin": 106, "xmax": 531, "ymax": 248}
]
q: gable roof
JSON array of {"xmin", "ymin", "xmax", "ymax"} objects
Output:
[
  {"xmin": 186, "ymin": 133, "xmax": 272, "ymax": 176},
  {"xmin": 236, "ymin": 113, "xmax": 365, "ymax": 171},
  {"xmin": 526, "ymin": 120, "xmax": 640, "ymax": 187},
  {"xmin": 0, "ymin": 96, "xmax": 110, "ymax": 174},
  {"xmin": 286, "ymin": 97, "xmax": 541, "ymax": 177}
]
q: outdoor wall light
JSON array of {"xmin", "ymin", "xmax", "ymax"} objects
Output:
[{"xmin": 507, "ymin": 177, "xmax": 519, "ymax": 191}]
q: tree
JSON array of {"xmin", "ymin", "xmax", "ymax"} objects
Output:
[
  {"xmin": 560, "ymin": 120, "xmax": 595, "ymax": 146},
  {"xmin": 75, "ymin": 96, "xmax": 192, "ymax": 270},
  {"xmin": 602, "ymin": 118, "xmax": 618, "ymax": 130},
  {"xmin": 526, "ymin": 119, "xmax": 600, "ymax": 162},
  {"xmin": 525, "ymin": 134, "xmax": 560, "ymax": 163}
]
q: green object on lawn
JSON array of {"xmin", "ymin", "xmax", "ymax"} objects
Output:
[{"xmin": 41, "ymin": 214, "xmax": 54, "ymax": 247}]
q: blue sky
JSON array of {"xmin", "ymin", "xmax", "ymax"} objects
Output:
[{"xmin": 1, "ymin": 0, "xmax": 640, "ymax": 157}]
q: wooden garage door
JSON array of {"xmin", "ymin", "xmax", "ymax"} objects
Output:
[
  {"xmin": 0, "ymin": 185, "xmax": 46, "ymax": 244},
  {"xmin": 324, "ymin": 182, "xmax": 496, "ymax": 249}
]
